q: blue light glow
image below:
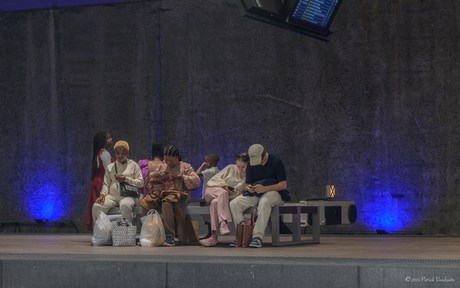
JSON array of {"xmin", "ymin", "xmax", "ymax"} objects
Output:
[
  {"xmin": 25, "ymin": 183, "xmax": 67, "ymax": 221},
  {"xmin": 358, "ymin": 190, "xmax": 414, "ymax": 232}
]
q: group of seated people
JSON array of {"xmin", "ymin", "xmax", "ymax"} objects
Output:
[{"xmin": 91, "ymin": 139, "xmax": 290, "ymax": 248}]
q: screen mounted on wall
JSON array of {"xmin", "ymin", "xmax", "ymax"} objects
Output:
[
  {"xmin": 288, "ymin": 0, "xmax": 343, "ymax": 36},
  {"xmin": 234, "ymin": 0, "xmax": 344, "ymax": 41}
]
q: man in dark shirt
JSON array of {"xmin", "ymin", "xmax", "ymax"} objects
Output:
[{"xmin": 229, "ymin": 144, "xmax": 290, "ymax": 248}]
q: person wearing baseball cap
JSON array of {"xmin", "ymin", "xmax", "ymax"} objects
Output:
[{"xmin": 229, "ymin": 144, "xmax": 290, "ymax": 248}]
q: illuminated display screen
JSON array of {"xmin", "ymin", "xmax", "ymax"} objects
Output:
[
  {"xmin": 234, "ymin": 0, "xmax": 343, "ymax": 40},
  {"xmin": 289, "ymin": 0, "xmax": 342, "ymax": 36}
]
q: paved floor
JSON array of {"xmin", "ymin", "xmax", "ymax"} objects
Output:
[{"xmin": 1, "ymin": 234, "xmax": 459, "ymax": 261}]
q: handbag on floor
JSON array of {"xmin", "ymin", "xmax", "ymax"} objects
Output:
[
  {"xmin": 112, "ymin": 218, "xmax": 137, "ymax": 247},
  {"xmin": 235, "ymin": 209, "xmax": 257, "ymax": 247}
]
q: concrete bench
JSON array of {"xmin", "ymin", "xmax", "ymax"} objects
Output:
[{"xmin": 180, "ymin": 199, "xmax": 320, "ymax": 246}]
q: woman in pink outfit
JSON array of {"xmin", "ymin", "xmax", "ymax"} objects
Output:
[{"xmin": 199, "ymin": 153, "xmax": 249, "ymax": 247}]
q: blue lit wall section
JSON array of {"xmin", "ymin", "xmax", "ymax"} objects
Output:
[
  {"xmin": 358, "ymin": 195, "xmax": 410, "ymax": 232},
  {"xmin": 24, "ymin": 173, "xmax": 69, "ymax": 221},
  {"xmin": 355, "ymin": 170, "xmax": 421, "ymax": 233}
]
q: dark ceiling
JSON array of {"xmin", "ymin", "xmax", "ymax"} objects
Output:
[{"xmin": 0, "ymin": 0, "xmax": 143, "ymax": 12}]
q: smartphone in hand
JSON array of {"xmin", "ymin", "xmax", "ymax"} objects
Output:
[{"xmin": 228, "ymin": 186, "xmax": 235, "ymax": 191}]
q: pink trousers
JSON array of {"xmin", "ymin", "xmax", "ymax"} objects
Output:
[{"xmin": 204, "ymin": 186, "xmax": 232, "ymax": 232}]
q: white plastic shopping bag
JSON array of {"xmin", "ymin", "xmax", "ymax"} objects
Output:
[
  {"xmin": 91, "ymin": 212, "xmax": 112, "ymax": 246},
  {"xmin": 140, "ymin": 209, "xmax": 166, "ymax": 247}
]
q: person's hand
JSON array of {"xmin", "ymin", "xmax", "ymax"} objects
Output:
[
  {"xmin": 115, "ymin": 173, "xmax": 125, "ymax": 183},
  {"xmin": 172, "ymin": 174, "xmax": 183, "ymax": 180},
  {"xmin": 223, "ymin": 186, "xmax": 236, "ymax": 195},
  {"xmin": 201, "ymin": 162, "xmax": 209, "ymax": 169},
  {"xmin": 253, "ymin": 184, "xmax": 267, "ymax": 194},
  {"xmin": 96, "ymin": 194, "xmax": 105, "ymax": 204},
  {"xmin": 247, "ymin": 185, "xmax": 256, "ymax": 193}
]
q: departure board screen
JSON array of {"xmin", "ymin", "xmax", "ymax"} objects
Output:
[{"xmin": 288, "ymin": 0, "xmax": 342, "ymax": 36}]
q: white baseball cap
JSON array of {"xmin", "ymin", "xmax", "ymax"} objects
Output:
[{"xmin": 248, "ymin": 144, "xmax": 264, "ymax": 166}]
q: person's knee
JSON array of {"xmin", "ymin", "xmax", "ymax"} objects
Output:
[
  {"xmin": 92, "ymin": 203, "xmax": 102, "ymax": 213},
  {"xmin": 258, "ymin": 198, "xmax": 272, "ymax": 209},
  {"xmin": 219, "ymin": 193, "xmax": 229, "ymax": 201},
  {"xmin": 119, "ymin": 202, "xmax": 133, "ymax": 212}
]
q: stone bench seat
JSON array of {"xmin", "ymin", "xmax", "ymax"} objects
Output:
[{"xmin": 180, "ymin": 199, "xmax": 320, "ymax": 246}]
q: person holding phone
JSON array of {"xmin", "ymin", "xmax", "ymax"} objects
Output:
[
  {"xmin": 229, "ymin": 144, "xmax": 290, "ymax": 248},
  {"xmin": 92, "ymin": 141, "xmax": 144, "ymax": 226},
  {"xmin": 199, "ymin": 153, "xmax": 250, "ymax": 247}
]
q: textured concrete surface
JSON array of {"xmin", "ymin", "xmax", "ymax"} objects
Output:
[
  {"xmin": 1, "ymin": 0, "xmax": 460, "ymax": 235},
  {"xmin": 1, "ymin": 235, "xmax": 460, "ymax": 287},
  {"xmin": 1, "ymin": 234, "xmax": 460, "ymax": 260}
]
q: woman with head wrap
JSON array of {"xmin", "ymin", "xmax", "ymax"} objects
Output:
[
  {"xmin": 92, "ymin": 141, "xmax": 144, "ymax": 225},
  {"xmin": 140, "ymin": 144, "xmax": 201, "ymax": 246}
]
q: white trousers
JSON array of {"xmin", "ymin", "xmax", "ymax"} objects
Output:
[
  {"xmin": 92, "ymin": 194, "xmax": 135, "ymax": 224},
  {"xmin": 229, "ymin": 191, "xmax": 282, "ymax": 239}
]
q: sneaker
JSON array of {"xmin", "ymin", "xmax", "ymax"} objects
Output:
[
  {"xmin": 220, "ymin": 223, "xmax": 230, "ymax": 236},
  {"xmin": 162, "ymin": 237, "xmax": 175, "ymax": 247},
  {"xmin": 229, "ymin": 241, "xmax": 236, "ymax": 247},
  {"xmin": 199, "ymin": 232, "xmax": 212, "ymax": 240},
  {"xmin": 249, "ymin": 237, "xmax": 263, "ymax": 248},
  {"xmin": 199, "ymin": 235, "xmax": 217, "ymax": 247}
]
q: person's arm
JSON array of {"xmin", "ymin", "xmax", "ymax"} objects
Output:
[
  {"xmin": 96, "ymin": 164, "xmax": 112, "ymax": 204},
  {"xmin": 206, "ymin": 166, "xmax": 231, "ymax": 188},
  {"xmin": 180, "ymin": 163, "xmax": 201, "ymax": 190},
  {"xmin": 122, "ymin": 161, "xmax": 145, "ymax": 188},
  {"xmin": 100, "ymin": 150, "xmax": 112, "ymax": 170},
  {"xmin": 253, "ymin": 181, "xmax": 287, "ymax": 194},
  {"xmin": 234, "ymin": 178, "xmax": 246, "ymax": 196},
  {"xmin": 195, "ymin": 162, "xmax": 209, "ymax": 177}
]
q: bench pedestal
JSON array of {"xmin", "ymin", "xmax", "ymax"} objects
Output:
[{"xmin": 270, "ymin": 206, "xmax": 320, "ymax": 246}]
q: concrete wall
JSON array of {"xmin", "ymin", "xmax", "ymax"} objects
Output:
[
  {"xmin": 0, "ymin": 0, "xmax": 459, "ymax": 234},
  {"xmin": 1, "ymin": 255, "xmax": 459, "ymax": 288}
]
